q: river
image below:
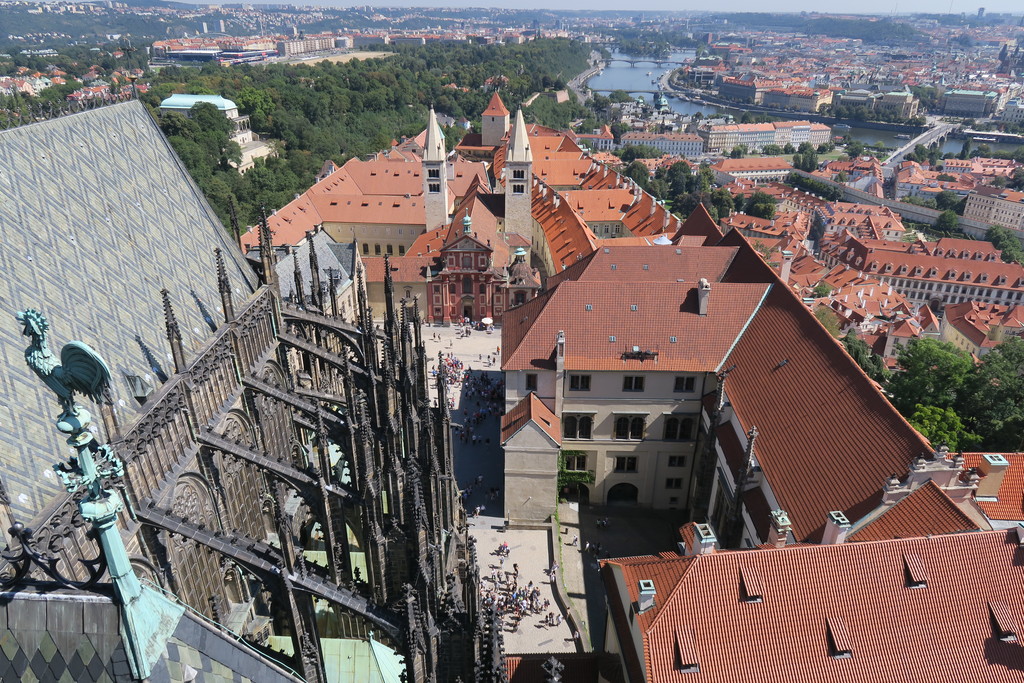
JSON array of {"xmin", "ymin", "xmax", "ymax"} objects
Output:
[{"xmin": 586, "ymin": 51, "xmax": 1021, "ymax": 155}]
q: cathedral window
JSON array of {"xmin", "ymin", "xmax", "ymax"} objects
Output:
[
  {"xmin": 512, "ymin": 184, "xmax": 525, "ymax": 194},
  {"xmin": 429, "ymin": 183, "xmax": 441, "ymax": 193}
]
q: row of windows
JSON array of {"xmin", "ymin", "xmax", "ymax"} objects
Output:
[
  {"xmin": 361, "ymin": 243, "xmax": 406, "ymax": 256},
  {"xmin": 562, "ymin": 415, "xmax": 694, "ymax": 441},
  {"xmin": 567, "ymin": 454, "xmax": 686, "ymax": 472},
  {"xmin": 612, "ymin": 456, "xmax": 687, "ymax": 486},
  {"xmin": 528, "ymin": 374, "xmax": 701, "ymax": 393},
  {"xmin": 562, "ymin": 374, "xmax": 697, "ymax": 393}
]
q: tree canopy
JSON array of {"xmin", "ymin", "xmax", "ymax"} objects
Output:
[
  {"xmin": 886, "ymin": 337, "xmax": 1024, "ymax": 452},
  {"xmin": 142, "ymin": 39, "xmax": 590, "ymax": 227}
]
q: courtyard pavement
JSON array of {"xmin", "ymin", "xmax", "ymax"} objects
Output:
[{"xmin": 419, "ymin": 322, "xmax": 686, "ymax": 654}]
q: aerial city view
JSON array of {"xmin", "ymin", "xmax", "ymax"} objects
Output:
[{"xmin": 2, "ymin": 0, "xmax": 1024, "ymax": 681}]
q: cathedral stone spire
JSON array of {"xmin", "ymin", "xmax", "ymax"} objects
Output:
[
  {"xmin": 161, "ymin": 288, "xmax": 186, "ymax": 373},
  {"xmin": 507, "ymin": 109, "xmax": 532, "ymax": 164},
  {"xmin": 214, "ymin": 248, "xmax": 234, "ymax": 323}
]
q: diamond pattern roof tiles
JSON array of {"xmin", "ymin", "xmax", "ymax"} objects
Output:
[{"xmin": 0, "ymin": 101, "xmax": 256, "ymax": 519}]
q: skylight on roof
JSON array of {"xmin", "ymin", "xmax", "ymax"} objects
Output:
[{"xmin": 609, "ymin": 335, "xmax": 616, "ymax": 342}]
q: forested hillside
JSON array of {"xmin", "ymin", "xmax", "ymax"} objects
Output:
[{"xmin": 141, "ymin": 39, "xmax": 590, "ymax": 228}]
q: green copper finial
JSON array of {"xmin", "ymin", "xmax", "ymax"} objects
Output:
[{"xmin": 15, "ymin": 309, "xmax": 183, "ymax": 680}]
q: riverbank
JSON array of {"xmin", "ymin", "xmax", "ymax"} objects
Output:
[{"xmin": 665, "ymin": 83, "xmax": 926, "ymax": 134}]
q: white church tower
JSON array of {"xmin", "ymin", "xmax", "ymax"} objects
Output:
[
  {"xmin": 504, "ymin": 109, "xmax": 533, "ymax": 238},
  {"xmin": 423, "ymin": 107, "xmax": 450, "ymax": 231}
]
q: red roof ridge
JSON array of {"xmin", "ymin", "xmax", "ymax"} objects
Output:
[{"xmin": 483, "ymin": 91, "xmax": 510, "ymax": 117}]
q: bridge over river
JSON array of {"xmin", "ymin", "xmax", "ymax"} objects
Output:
[
  {"xmin": 604, "ymin": 58, "xmax": 688, "ymax": 67},
  {"xmin": 882, "ymin": 122, "xmax": 957, "ymax": 175}
]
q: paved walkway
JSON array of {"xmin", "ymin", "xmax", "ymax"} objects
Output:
[
  {"xmin": 418, "ymin": 323, "xmax": 685, "ymax": 654},
  {"xmin": 419, "ymin": 323, "xmax": 578, "ymax": 653}
]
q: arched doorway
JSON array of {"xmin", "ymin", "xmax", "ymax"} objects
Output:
[
  {"xmin": 607, "ymin": 482, "xmax": 639, "ymax": 506},
  {"xmin": 562, "ymin": 483, "xmax": 590, "ymax": 504}
]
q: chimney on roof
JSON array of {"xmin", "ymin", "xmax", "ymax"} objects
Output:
[
  {"xmin": 697, "ymin": 278, "xmax": 711, "ymax": 316},
  {"xmin": 1017, "ymin": 522, "xmax": 1024, "ymax": 547},
  {"xmin": 553, "ymin": 194, "xmax": 561, "ymax": 209},
  {"xmin": 821, "ymin": 511, "xmax": 851, "ymax": 545},
  {"xmin": 779, "ymin": 249, "xmax": 794, "ymax": 283},
  {"xmin": 637, "ymin": 579, "xmax": 657, "ymax": 614},
  {"xmin": 977, "ymin": 453, "xmax": 1010, "ymax": 499},
  {"xmin": 767, "ymin": 510, "xmax": 791, "ymax": 548},
  {"xmin": 649, "ymin": 197, "xmax": 656, "ymax": 217},
  {"xmin": 882, "ymin": 473, "xmax": 910, "ymax": 505},
  {"xmin": 686, "ymin": 523, "xmax": 717, "ymax": 556}
]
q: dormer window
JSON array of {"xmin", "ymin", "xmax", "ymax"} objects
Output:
[
  {"xmin": 826, "ymin": 617, "xmax": 852, "ymax": 659},
  {"xmin": 990, "ymin": 602, "xmax": 1018, "ymax": 643}
]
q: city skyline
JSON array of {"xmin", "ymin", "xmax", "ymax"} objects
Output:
[{"xmin": 168, "ymin": 0, "xmax": 1023, "ymax": 18}]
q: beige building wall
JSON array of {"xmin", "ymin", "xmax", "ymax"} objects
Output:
[
  {"xmin": 366, "ymin": 280, "xmax": 427, "ymax": 322},
  {"xmin": 504, "ymin": 421, "xmax": 560, "ymax": 524},
  {"xmin": 323, "ymin": 221, "xmax": 425, "ymax": 258},
  {"xmin": 505, "ymin": 368, "xmax": 706, "ymax": 510}
]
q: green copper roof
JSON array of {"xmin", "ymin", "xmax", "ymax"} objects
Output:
[
  {"xmin": 159, "ymin": 94, "xmax": 238, "ymax": 111},
  {"xmin": 268, "ymin": 636, "xmax": 404, "ymax": 683}
]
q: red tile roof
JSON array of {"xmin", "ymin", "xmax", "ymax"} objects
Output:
[
  {"xmin": 506, "ymin": 653, "xmax": 611, "ymax": 683},
  {"xmin": 603, "ymin": 528, "xmax": 1024, "ymax": 683},
  {"xmin": 711, "ymin": 156, "xmax": 794, "ymax": 172},
  {"xmin": 502, "ymin": 246, "xmax": 761, "ymax": 373},
  {"xmin": 963, "ymin": 453, "xmax": 1024, "ymax": 521},
  {"xmin": 719, "ymin": 231, "xmax": 932, "ymax": 542},
  {"xmin": 531, "ymin": 185, "xmax": 597, "ymax": 271},
  {"xmin": 483, "ymin": 91, "xmax": 510, "ymax": 117},
  {"xmin": 849, "ymin": 481, "xmax": 982, "ymax": 542},
  {"xmin": 671, "ymin": 204, "xmax": 723, "ymax": 246},
  {"xmin": 500, "ymin": 392, "xmax": 561, "ymax": 445},
  {"xmin": 362, "ymin": 255, "xmax": 435, "ymax": 283}
]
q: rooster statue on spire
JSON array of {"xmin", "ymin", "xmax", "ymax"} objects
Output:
[{"xmin": 15, "ymin": 309, "xmax": 111, "ymax": 437}]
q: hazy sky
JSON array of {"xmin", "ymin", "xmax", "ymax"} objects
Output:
[{"xmin": 306, "ymin": 1, "xmax": 1024, "ymax": 14}]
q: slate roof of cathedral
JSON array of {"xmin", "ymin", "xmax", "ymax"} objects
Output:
[{"xmin": 0, "ymin": 101, "xmax": 257, "ymax": 518}]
